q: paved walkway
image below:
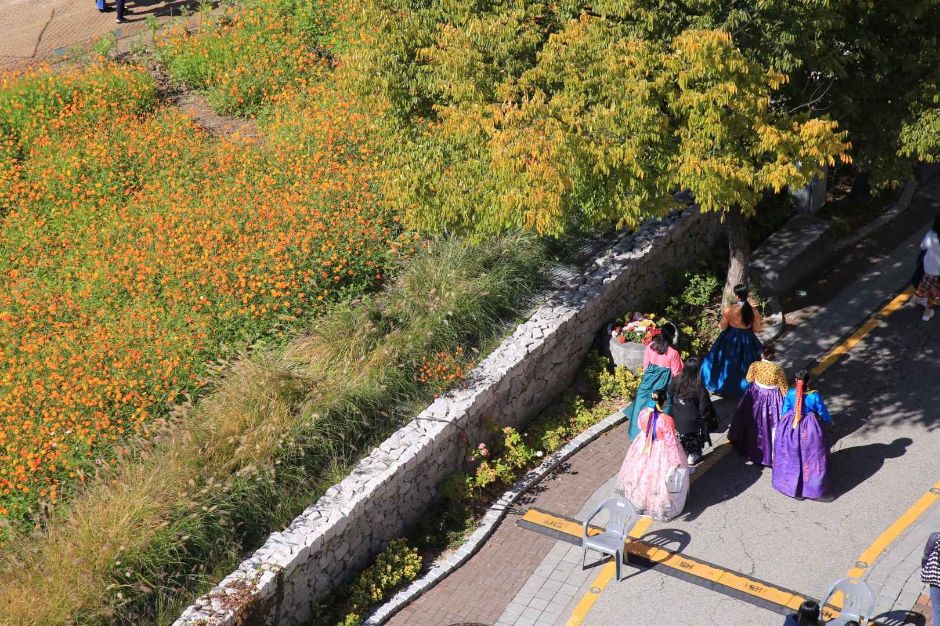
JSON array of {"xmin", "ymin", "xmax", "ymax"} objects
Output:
[
  {"xmin": 0, "ymin": 0, "xmax": 195, "ymax": 71},
  {"xmin": 387, "ymin": 176, "xmax": 940, "ymax": 626},
  {"xmin": 389, "ymin": 428, "xmax": 626, "ymax": 625}
]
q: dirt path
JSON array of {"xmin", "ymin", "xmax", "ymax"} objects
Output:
[{"xmin": 0, "ymin": 0, "xmax": 199, "ymax": 72}]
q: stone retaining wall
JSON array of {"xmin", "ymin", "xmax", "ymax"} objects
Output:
[{"xmin": 174, "ymin": 207, "xmax": 722, "ymax": 626}]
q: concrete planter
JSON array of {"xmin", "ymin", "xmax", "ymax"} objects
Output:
[{"xmin": 609, "ymin": 336, "xmax": 645, "ymax": 370}]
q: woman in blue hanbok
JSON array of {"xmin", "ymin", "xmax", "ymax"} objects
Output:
[
  {"xmin": 772, "ymin": 370, "xmax": 833, "ymax": 501},
  {"xmin": 701, "ymin": 284, "xmax": 763, "ymax": 398},
  {"xmin": 624, "ymin": 323, "xmax": 683, "ymax": 440}
]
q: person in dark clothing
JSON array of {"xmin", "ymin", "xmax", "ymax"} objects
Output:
[
  {"xmin": 97, "ymin": 0, "xmax": 130, "ymax": 23},
  {"xmin": 668, "ymin": 357, "xmax": 718, "ymax": 465},
  {"xmin": 912, "ymin": 250, "xmax": 927, "ymax": 289}
]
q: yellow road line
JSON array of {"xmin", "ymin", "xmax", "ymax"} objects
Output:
[
  {"xmin": 561, "ymin": 283, "xmax": 919, "ymax": 624},
  {"xmin": 526, "ymin": 509, "xmax": 808, "ymax": 620},
  {"xmin": 812, "ymin": 287, "xmax": 913, "ymax": 375},
  {"xmin": 564, "ymin": 442, "xmax": 732, "ymax": 625},
  {"xmin": 846, "ymin": 479, "xmax": 940, "ymax": 579},
  {"xmin": 564, "ymin": 517, "xmax": 652, "ymax": 626}
]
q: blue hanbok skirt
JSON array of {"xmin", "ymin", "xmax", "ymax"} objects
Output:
[
  {"xmin": 701, "ymin": 327, "xmax": 762, "ymax": 398},
  {"xmin": 624, "ymin": 364, "xmax": 674, "ymax": 440}
]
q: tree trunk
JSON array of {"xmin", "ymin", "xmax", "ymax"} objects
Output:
[{"xmin": 723, "ymin": 204, "xmax": 751, "ymax": 305}]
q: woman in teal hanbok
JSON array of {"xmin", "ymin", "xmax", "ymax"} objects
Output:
[{"xmin": 624, "ymin": 323, "xmax": 684, "ymax": 440}]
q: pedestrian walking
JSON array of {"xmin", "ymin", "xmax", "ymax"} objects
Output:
[
  {"xmin": 923, "ymin": 531, "xmax": 940, "ymax": 626},
  {"xmin": 772, "ymin": 370, "xmax": 834, "ymax": 501},
  {"xmin": 701, "ymin": 283, "xmax": 763, "ymax": 398},
  {"xmin": 728, "ymin": 344, "xmax": 787, "ymax": 466},
  {"xmin": 97, "ymin": 0, "xmax": 130, "ymax": 23},
  {"xmin": 617, "ymin": 389, "xmax": 690, "ymax": 521},
  {"xmin": 913, "ymin": 215, "xmax": 940, "ymax": 321},
  {"xmin": 623, "ymin": 322, "xmax": 683, "ymax": 440},
  {"xmin": 911, "ymin": 250, "xmax": 927, "ymax": 289},
  {"xmin": 667, "ymin": 357, "xmax": 718, "ymax": 466}
]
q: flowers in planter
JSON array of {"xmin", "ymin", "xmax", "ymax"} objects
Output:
[{"xmin": 611, "ymin": 313, "xmax": 663, "ymax": 344}]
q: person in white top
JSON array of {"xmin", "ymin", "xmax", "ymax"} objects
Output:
[{"xmin": 914, "ymin": 216, "xmax": 940, "ymax": 321}]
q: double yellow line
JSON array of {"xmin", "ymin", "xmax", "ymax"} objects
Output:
[
  {"xmin": 561, "ymin": 284, "xmax": 925, "ymax": 625},
  {"xmin": 812, "ymin": 287, "xmax": 913, "ymax": 375}
]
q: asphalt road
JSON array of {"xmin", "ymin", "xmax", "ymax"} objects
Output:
[{"xmin": 584, "ymin": 189, "xmax": 940, "ymax": 625}]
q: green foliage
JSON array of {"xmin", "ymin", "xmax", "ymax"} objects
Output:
[
  {"xmin": 663, "ymin": 271, "xmax": 723, "ymax": 357},
  {"xmin": 597, "ymin": 366, "xmax": 643, "ymax": 403},
  {"xmin": 900, "ymin": 107, "xmax": 940, "ymax": 164},
  {"xmin": 342, "ymin": 539, "xmax": 422, "ymax": 623},
  {"xmin": 342, "ymin": 1, "xmax": 851, "ymax": 240},
  {"xmin": 92, "ymin": 33, "xmax": 117, "ymax": 58},
  {"xmin": 156, "ymin": 0, "xmax": 334, "ymax": 115}
]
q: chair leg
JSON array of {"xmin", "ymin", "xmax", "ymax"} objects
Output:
[
  {"xmin": 582, "ymin": 545, "xmax": 587, "ymax": 571},
  {"xmin": 615, "ymin": 549, "xmax": 622, "ymax": 582}
]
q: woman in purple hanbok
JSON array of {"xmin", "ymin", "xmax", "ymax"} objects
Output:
[
  {"xmin": 772, "ymin": 370, "xmax": 834, "ymax": 501},
  {"xmin": 728, "ymin": 344, "xmax": 787, "ymax": 466}
]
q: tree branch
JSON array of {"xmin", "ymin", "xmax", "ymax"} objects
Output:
[{"xmin": 787, "ymin": 77, "xmax": 834, "ymax": 115}]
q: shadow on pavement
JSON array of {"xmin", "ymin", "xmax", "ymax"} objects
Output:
[
  {"xmin": 828, "ymin": 437, "xmax": 912, "ymax": 500},
  {"xmin": 681, "ymin": 454, "xmax": 764, "ymax": 522},
  {"xmin": 819, "ymin": 305, "xmax": 940, "ymax": 438},
  {"xmin": 872, "ymin": 609, "xmax": 927, "ymax": 626},
  {"xmin": 637, "ymin": 528, "xmax": 692, "ymax": 553}
]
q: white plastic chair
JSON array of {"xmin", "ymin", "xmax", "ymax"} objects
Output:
[
  {"xmin": 820, "ymin": 577, "xmax": 874, "ymax": 625},
  {"xmin": 581, "ymin": 497, "xmax": 638, "ymax": 581}
]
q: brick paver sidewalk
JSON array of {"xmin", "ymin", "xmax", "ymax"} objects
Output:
[
  {"xmin": 387, "ymin": 428, "xmax": 627, "ymax": 626},
  {"xmin": 0, "ymin": 0, "xmax": 196, "ymax": 72}
]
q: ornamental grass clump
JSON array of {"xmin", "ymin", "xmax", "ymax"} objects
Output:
[{"xmin": 0, "ymin": 234, "xmax": 546, "ymax": 625}]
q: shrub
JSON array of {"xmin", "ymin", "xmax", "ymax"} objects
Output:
[
  {"xmin": 156, "ymin": 0, "xmax": 334, "ymax": 115},
  {"xmin": 342, "ymin": 539, "xmax": 422, "ymax": 623},
  {"xmin": 597, "ymin": 366, "xmax": 643, "ymax": 402},
  {"xmin": 663, "ymin": 270, "xmax": 723, "ymax": 357}
]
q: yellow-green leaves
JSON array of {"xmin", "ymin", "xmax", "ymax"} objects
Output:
[{"xmin": 344, "ymin": 1, "xmax": 852, "ymax": 239}]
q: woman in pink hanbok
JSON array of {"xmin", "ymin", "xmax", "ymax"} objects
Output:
[{"xmin": 617, "ymin": 389, "xmax": 690, "ymax": 521}]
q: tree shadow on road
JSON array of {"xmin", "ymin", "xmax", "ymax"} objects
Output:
[
  {"xmin": 828, "ymin": 437, "xmax": 912, "ymax": 500},
  {"xmin": 814, "ymin": 305, "xmax": 940, "ymax": 439}
]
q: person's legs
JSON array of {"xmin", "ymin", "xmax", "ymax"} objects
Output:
[
  {"xmin": 930, "ymin": 584, "xmax": 940, "ymax": 626},
  {"xmin": 115, "ymin": 0, "xmax": 125, "ymax": 22},
  {"xmin": 918, "ymin": 274, "xmax": 938, "ymax": 321},
  {"xmin": 928, "ymin": 275, "xmax": 940, "ymax": 321}
]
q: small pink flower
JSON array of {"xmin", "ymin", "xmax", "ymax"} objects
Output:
[{"xmin": 477, "ymin": 443, "xmax": 489, "ymax": 458}]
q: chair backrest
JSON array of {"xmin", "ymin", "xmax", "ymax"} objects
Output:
[
  {"xmin": 821, "ymin": 577, "xmax": 874, "ymax": 624},
  {"xmin": 594, "ymin": 497, "xmax": 637, "ymax": 541}
]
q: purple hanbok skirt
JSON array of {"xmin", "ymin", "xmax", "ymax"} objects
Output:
[
  {"xmin": 729, "ymin": 383, "xmax": 783, "ymax": 466},
  {"xmin": 771, "ymin": 410, "xmax": 830, "ymax": 500}
]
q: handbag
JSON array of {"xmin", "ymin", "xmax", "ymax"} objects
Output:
[{"xmin": 665, "ymin": 466, "xmax": 688, "ymax": 494}]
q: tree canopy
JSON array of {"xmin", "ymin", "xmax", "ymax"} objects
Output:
[
  {"xmin": 342, "ymin": 2, "xmax": 854, "ymax": 236},
  {"xmin": 339, "ymin": 0, "xmax": 936, "ymax": 295}
]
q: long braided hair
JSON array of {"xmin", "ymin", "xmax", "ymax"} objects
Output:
[
  {"xmin": 643, "ymin": 388, "xmax": 668, "ymax": 453},
  {"xmin": 792, "ymin": 369, "xmax": 810, "ymax": 428}
]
